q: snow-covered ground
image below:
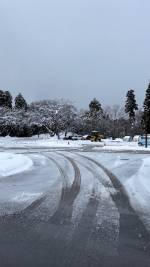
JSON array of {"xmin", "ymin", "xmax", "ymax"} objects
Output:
[
  {"xmin": 0, "ymin": 135, "xmax": 150, "ymax": 231},
  {"xmin": 0, "ymin": 136, "xmax": 81, "ymax": 148},
  {"xmin": 100, "ymin": 139, "xmax": 150, "ymax": 152},
  {"xmin": 0, "ymin": 153, "xmax": 61, "ymax": 215},
  {"xmin": 86, "ymin": 152, "xmax": 150, "ymax": 232},
  {"xmin": 0, "ymin": 135, "xmax": 150, "ymax": 151},
  {"xmin": 0, "ymin": 135, "xmax": 93, "ymax": 148},
  {"xmin": 0, "ymin": 152, "xmax": 33, "ymax": 177},
  {"xmin": 125, "ymin": 157, "xmax": 150, "ymax": 231}
]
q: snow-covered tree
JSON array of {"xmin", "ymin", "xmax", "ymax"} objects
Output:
[{"xmin": 60, "ymin": 102, "xmax": 77, "ymax": 136}]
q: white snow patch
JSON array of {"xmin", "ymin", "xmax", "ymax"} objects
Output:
[
  {"xmin": 0, "ymin": 136, "xmax": 81, "ymax": 148},
  {"xmin": 0, "ymin": 152, "xmax": 33, "ymax": 177},
  {"xmin": 0, "ymin": 136, "xmax": 105, "ymax": 149},
  {"xmin": 12, "ymin": 192, "xmax": 42, "ymax": 202},
  {"xmin": 125, "ymin": 157, "xmax": 150, "ymax": 231}
]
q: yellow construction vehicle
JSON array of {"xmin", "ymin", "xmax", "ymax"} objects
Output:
[{"xmin": 90, "ymin": 131, "xmax": 103, "ymax": 142}]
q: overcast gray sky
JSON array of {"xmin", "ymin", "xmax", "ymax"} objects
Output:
[{"xmin": 0, "ymin": 0, "xmax": 149, "ymax": 108}]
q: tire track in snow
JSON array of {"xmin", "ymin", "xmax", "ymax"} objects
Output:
[
  {"xmin": 20, "ymin": 154, "xmax": 64, "ymax": 218},
  {"xmin": 45, "ymin": 153, "xmax": 81, "ymax": 225},
  {"xmin": 0, "ymin": 153, "xmax": 62, "ymax": 220},
  {"xmin": 56, "ymin": 152, "xmax": 96, "ymax": 226},
  {"xmin": 54, "ymin": 152, "xmax": 119, "ymax": 266},
  {"xmin": 0, "ymin": 152, "xmax": 81, "ymax": 267},
  {"xmin": 0, "ymin": 150, "xmax": 150, "ymax": 266},
  {"xmin": 0, "ymin": 152, "xmax": 81, "ymax": 224},
  {"xmin": 74, "ymin": 153, "xmax": 150, "ymax": 259},
  {"xmin": 62, "ymin": 152, "xmax": 120, "ymax": 248}
]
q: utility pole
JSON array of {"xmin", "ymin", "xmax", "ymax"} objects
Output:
[
  {"xmin": 145, "ymin": 120, "xmax": 148, "ymax": 148},
  {"xmin": 145, "ymin": 132, "xmax": 148, "ymax": 148}
]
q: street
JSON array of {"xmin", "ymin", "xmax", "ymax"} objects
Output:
[{"xmin": 0, "ymin": 147, "xmax": 150, "ymax": 267}]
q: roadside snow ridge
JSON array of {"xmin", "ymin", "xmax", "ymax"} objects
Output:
[{"xmin": 0, "ymin": 152, "xmax": 33, "ymax": 177}]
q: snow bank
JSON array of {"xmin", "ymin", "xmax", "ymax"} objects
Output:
[
  {"xmin": 0, "ymin": 136, "xmax": 82, "ymax": 148},
  {"xmin": 125, "ymin": 157, "xmax": 150, "ymax": 231},
  {"xmin": 93, "ymin": 140, "xmax": 150, "ymax": 152},
  {"xmin": 0, "ymin": 152, "xmax": 33, "ymax": 177},
  {"xmin": 0, "ymin": 136, "xmax": 103, "ymax": 148}
]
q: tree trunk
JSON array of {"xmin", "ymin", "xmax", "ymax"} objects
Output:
[
  {"xmin": 57, "ymin": 132, "xmax": 60, "ymax": 139},
  {"xmin": 65, "ymin": 130, "xmax": 68, "ymax": 137}
]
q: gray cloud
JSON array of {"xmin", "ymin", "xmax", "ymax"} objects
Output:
[{"xmin": 0, "ymin": 0, "xmax": 150, "ymax": 108}]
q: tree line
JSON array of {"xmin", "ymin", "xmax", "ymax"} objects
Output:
[{"xmin": 0, "ymin": 83, "xmax": 150, "ymax": 139}]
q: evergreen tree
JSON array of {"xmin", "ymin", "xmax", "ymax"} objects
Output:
[
  {"xmin": 88, "ymin": 98, "xmax": 103, "ymax": 131},
  {"xmin": 5, "ymin": 91, "xmax": 12, "ymax": 108},
  {"xmin": 15, "ymin": 93, "xmax": 28, "ymax": 110},
  {"xmin": 0, "ymin": 90, "xmax": 5, "ymax": 106},
  {"xmin": 125, "ymin": 90, "xmax": 138, "ymax": 124},
  {"xmin": 142, "ymin": 83, "xmax": 150, "ymax": 135},
  {"xmin": 89, "ymin": 98, "xmax": 103, "ymax": 115},
  {"xmin": 0, "ymin": 90, "xmax": 12, "ymax": 108}
]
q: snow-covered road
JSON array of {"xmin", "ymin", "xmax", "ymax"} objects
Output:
[{"xmin": 0, "ymin": 147, "xmax": 150, "ymax": 267}]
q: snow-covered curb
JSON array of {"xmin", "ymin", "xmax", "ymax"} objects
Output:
[
  {"xmin": 0, "ymin": 152, "xmax": 33, "ymax": 177},
  {"xmin": 125, "ymin": 157, "xmax": 150, "ymax": 231}
]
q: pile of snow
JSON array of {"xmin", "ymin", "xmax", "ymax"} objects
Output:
[
  {"xmin": 0, "ymin": 152, "xmax": 33, "ymax": 177},
  {"xmin": 125, "ymin": 157, "xmax": 150, "ymax": 231},
  {"xmin": 112, "ymin": 138, "xmax": 123, "ymax": 142}
]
